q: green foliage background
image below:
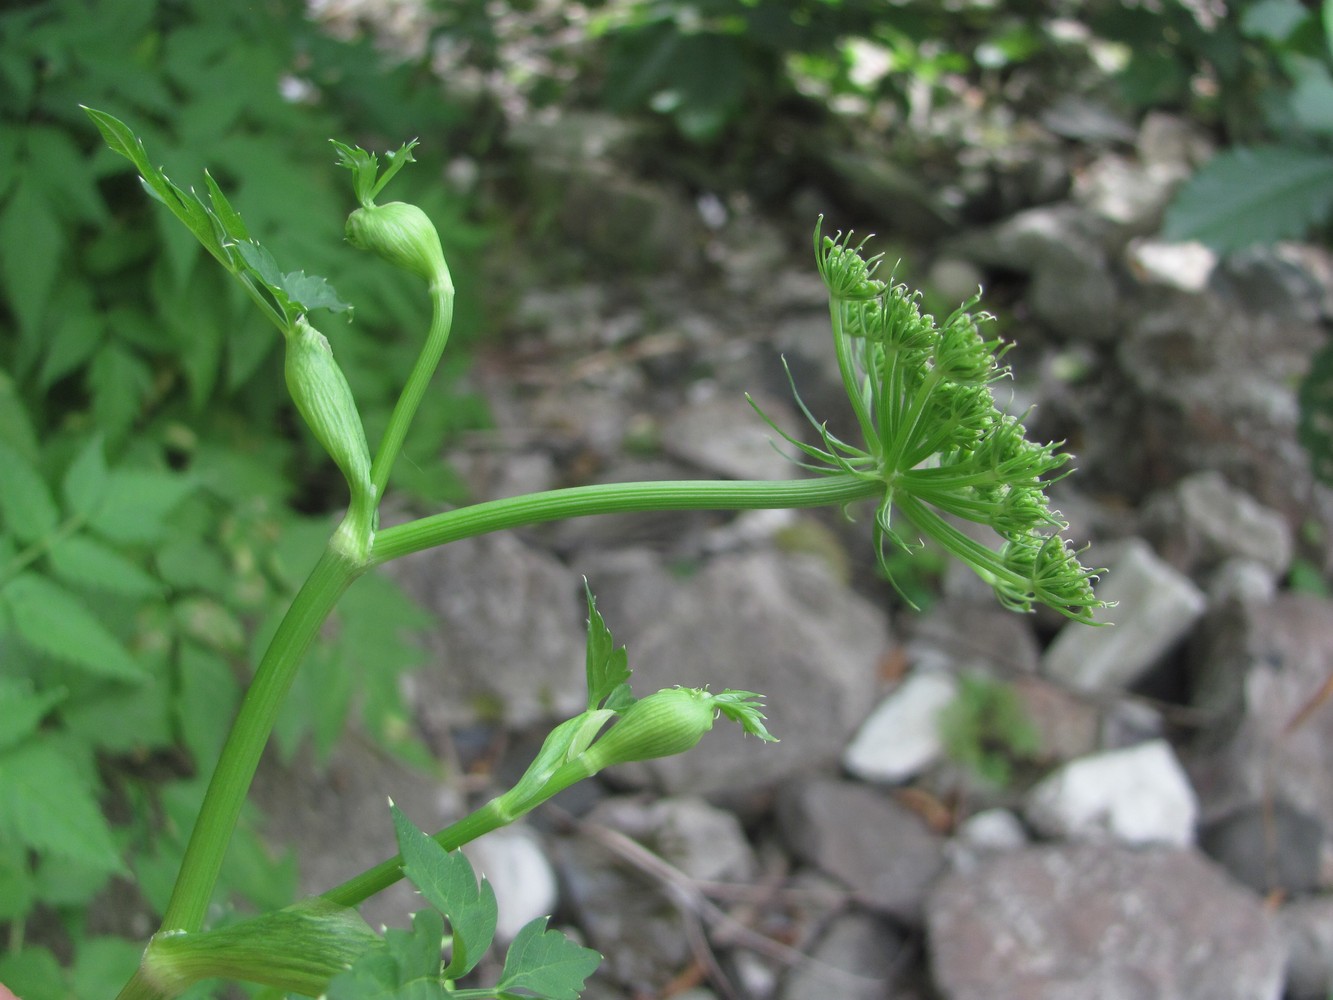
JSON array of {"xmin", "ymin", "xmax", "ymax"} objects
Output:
[
  {"xmin": 4, "ymin": 0, "xmax": 1333, "ymax": 995},
  {"xmin": 0, "ymin": 2, "xmax": 490, "ymax": 994}
]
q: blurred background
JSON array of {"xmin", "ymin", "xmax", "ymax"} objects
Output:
[{"xmin": 4, "ymin": 1, "xmax": 1333, "ymax": 998}]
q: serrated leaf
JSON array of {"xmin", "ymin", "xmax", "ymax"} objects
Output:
[
  {"xmin": 204, "ymin": 169, "xmax": 250, "ymax": 242},
  {"xmin": 583, "ymin": 582, "xmax": 631, "ymax": 711},
  {"xmin": 2, "ymin": 572, "xmax": 145, "ymax": 682},
  {"xmin": 87, "ymin": 343, "xmax": 152, "ymax": 440},
  {"xmin": 47, "ymin": 534, "xmax": 160, "ymax": 598},
  {"xmin": 332, "ymin": 138, "xmax": 419, "ymax": 207},
  {"xmin": 325, "ymin": 909, "xmax": 448, "ymax": 1000},
  {"xmin": 496, "ymin": 917, "xmax": 602, "ymax": 1000},
  {"xmin": 0, "ymin": 678, "xmax": 66, "ymax": 753},
  {"xmin": 61, "ymin": 434, "xmax": 108, "ymax": 518},
  {"xmin": 711, "ymin": 689, "xmax": 779, "ymax": 742},
  {"xmin": 0, "ymin": 740, "xmax": 125, "ymax": 874},
  {"xmin": 390, "ymin": 803, "xmax": 497, "ymax": 979},
  {"xmin": 0, "ymin": 176, "xmax": 64, "ymax": 335},
  {"xmin": 0, "ymin": 438, "xmax": 58, "ymax": 543},
  {"xmin": 82, "ymin": 107, "xmax": 231, "ymax": 270},
  {"xmin": 235, "ymin": 241, "xmax": 351, "ymax": 324},
  {"xmin": 87, "ymin": 467, "xmax": 196, "ymax": 544},
  {"xmin": 1163, "ymin": 146, "xmax": 1333, "ymax": 252}
]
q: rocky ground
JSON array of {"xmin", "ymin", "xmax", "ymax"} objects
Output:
[{"xmin": 254, "ymin": 58, "xmax": 1333, "ymax": 1000}]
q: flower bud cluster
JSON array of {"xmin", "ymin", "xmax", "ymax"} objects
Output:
[{"xmin": 795, "ymin": 220, "xmax": 1107, "ymax": 623}]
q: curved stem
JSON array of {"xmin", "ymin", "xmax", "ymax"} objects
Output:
[
  {"xmin": 157, "ymin": 543, "xmax": 363, "ymax": 935},
  {"xmin": 370, "ymin": 474, "xmax": 882, "ymax": 565},
  {"xmin": 370, "ymin": 279, "xmax": 455, "ymax": 499}
]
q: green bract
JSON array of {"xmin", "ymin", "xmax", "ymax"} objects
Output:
[{"xmin": 752, "ymin": 221, "xmax": 1108, "ymax": 624}]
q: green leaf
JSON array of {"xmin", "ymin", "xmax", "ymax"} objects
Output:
[
  {"xmin": 0, "ymin": 678, "xmax": 66, "ymax": 753},
  {"xmin": 1163, "ymin": 146, "xmax": 1333, "ymax": 252},
  {"xmin": 235, "ymin": 241, "xmax": 352, "ymax": 324},
  {"xmin": 711, "ymin": 690, "xmax": 779, "ymax": 742},
  {"xmin": 0, "ymin": 438, "xmax": 59, "ymax": 543},
  {"xmin": 175, "ymin": 642, "xmax": 240, "ymax": 767},
  {"xmin": 87, "ymin": 467, "xmax": 196, "ymax": 545},
  {"xmin": 0, "ymin": 945, "xmax": 64, "ymax": 1000},
  {"xmin": 61, "ymin": 434, "xmax": 109, "ymax": 519},
  {"xmin": 583, "ymin": 582, "xmax": 630, "ymax": 711},
  {"xmin": 0, "ymin": 369, "xmax": 39, "ymax": 461},
  {"xmin": 332, "ymin": 138, "xmax": 420, "ymax": 207},
  {"xmin": 1240, "ymin": 0, "xmax": 1310, "ymax": 41},
  {"xmin": 2, "ymin": 572, "xmax": 146, "ymax": 682},
  {"xmin": 0, "ymin": 175, "xmax": 64, "ymax": 335},
  {"xmin": 70, "ymin": 937, "xmax": 145, "ymax": 1000},
  {"xmin": 0, "ymin": 740, "xmax": 125, "ymax": 874},
  {"xmin": 47, "ymin": 533, "xmax": 161, "ymax": 598},
  {"xmin": 325, "ymin": 909, "xmax": 447, "ymax": 1000},
  {"xmin": 81, "ymin": 107, "xmax": 231, "ymax": 270},
  {"xmin": 390, "ymin": 803, "xmax": 497, "ymax": 980},
  {"xmin": 87, "ymin": 343, "xmax": 152, "ymax": 440},
  {"xmin": 1300, "ymin": 338, "xmax": 1333, "ymax": 485},
  {"xmin": 496, "ymin": 917, "xmax": 602, "ymax": 1000}
]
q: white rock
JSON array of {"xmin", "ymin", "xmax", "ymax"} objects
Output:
[
  {"xmin": 463, "ymin": 824, "xmax": 558, "ymax": 941},
  {"xmin": 1023, "ymin": 739, "xmax": 1199, "ymax": 847},
  {"xmin": 956, "ymin": 808, "xmax": 1028, "ymax": 853},
  {"xmin": 1043, "ymin": 537, "xmax": 1206, "ymax": 693},
  {"xmin": 843, "ymin": 671, "xmax": 958, "ymax": 783}
]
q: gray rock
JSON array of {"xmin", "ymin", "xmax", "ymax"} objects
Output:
[
  {"xmin": 611, "ymin": 550, "xmax": 890, "ymax": 795},
  {"xmin": 778, "ymin": 777, "xmax": 945, "ymax": 924},
  {"xmin": 389, "ymin": 532, "xmax": 585, "ymax": 729},
  {"xmin": 842, "ymin": 672, "xmax": 958, "ymax": 784},
  {"xmin": 1042, "ymin": 538, "xmax": 1206, "ymax": 693},
  {"xmin": 1187, "ymin": 594, "xmax": 1333, "ymax": 835},
  {"xmin": 1198, "ymin": 802, "xmax": 1325, "ymax": 897},
  {"xmin": 926, "ymin": 844, "xmax": 1286, "ymax": 1000},
  {"xmin": 553, "ymin": 796, "xmax": 754, "ymax": 993},
  {"xmin": 1073, "ymin": 153, "xmax": 1182, "ymax": 230},
  {"xmin": 956, "ymin": 808, "xmax": 1028, "ymax": 854},
  {"xmin": 661, "ymin": 387, "xmax": 804, "ymax": 482},
  {"xmin": 463, "ymin": 824, "xmax": 558, "ymax": 941},
  {"xmin": 1141, "ymin": 471, "xmax": 1293, "ymax": 580},
  {"xmin": 1012, "ymin": 676, "xmax": 1101, "ymax": 763},
  {"xmin": 955, "ymin": 205, "xmax": 1121, "ymax": 342},
  {"xmin": 1126, "ymin": 238, "xmax": 1217, "ymax": 292},
  {"xmin": 777, "ymin": 911, "xmax": 906, "ymax": 1000},
  {"xmin": 1280, "ymin": 895, "xmax": 1333, "ymax": 1000},
  {"xmin": 1022, "ymin": 739, "xmax": 1199, "ymax": 847}
]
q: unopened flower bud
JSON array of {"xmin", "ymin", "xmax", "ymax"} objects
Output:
[
  {"xmin": 285, "ymin": 317, "xmax": 374, "ymax": 534},
  {"xmin": 345, "ymin": 201, "xmax": 448, "ymax": 287},
  {"xmin": 580, "ymin": 687, "xmax": 716, "ymax": 771}
]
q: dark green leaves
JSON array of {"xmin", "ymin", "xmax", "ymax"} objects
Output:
[
  {"xmin": 1163, "ymin": 146, "xmax": 1333, "ymax": 252},
  {"xmin": 83, "ymin": 107, "xmax": 351, "ymax": 332},
  {"xmin": 326, "ymin": 806, "xmax": 600, "ymax": 999}
]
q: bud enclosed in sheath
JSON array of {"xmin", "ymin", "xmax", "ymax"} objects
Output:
[{"xmin": 345, "ymin": 201, "xmax": 448, "ymax": 286}]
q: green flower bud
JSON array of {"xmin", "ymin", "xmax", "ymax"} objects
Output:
[
  {"xmin": 581, "ymin": 687, "xmax": 717, "ymax": 771},
  {"xmin": 285, "ymin": 317, "xmax": 375, "ymax": 544},
  {"xmin": 345, "ymin": 201, "xmax": 448, "ymax": 286}
]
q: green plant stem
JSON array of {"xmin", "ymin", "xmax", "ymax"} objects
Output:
[
  {"xmin": 156, "ymin": 543, "xmax": 363, "ymax": 936},
  {"xmin": 370, "ymin": 474, "xmax": 883, "ymax": 565},
  {"xmin": 369, "ymin": 280, "xmax": 454, "ymax": 499}
]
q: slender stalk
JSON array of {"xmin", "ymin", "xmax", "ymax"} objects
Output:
[
  {"xmin": 156, "ymin": 543, "xmax": 364, "ymax": 936},
  {"xmin": 369, "ymin": 280, "xmax": 454, "ymax": 499},
  {"xmin": 370, "ymin": 475, "xmax": 883, "ymax": 565}
]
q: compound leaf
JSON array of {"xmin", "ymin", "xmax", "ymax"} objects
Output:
[
  {"xmin": 1163, "ymin": 146, "xmax": 1333, "ymax": 252},
  {"xmin": 46, "ymin": 533, "xmax": 162, "ymax": 598},
  {"xmin": 390, "ymin": 804, "xmax": 497, "ymax": 980},
  {"xmin": 0, "ymin": 438, "xmax": 58, "ymax": 543},
  {"xmin": 0, "ymin": 740, "xmax": 125, "ymax": 874},
  {"xmin": 2, "ymin": 572, "xmax": 146, "ymax": 682},
  {"xmin": 86, "ymin": 467, "xmax": 195, "ymax": 545},
  {"xmin": 0, "ymin": 679, "xmax": 66, "ymax": 753},
  {"xmin": 496, "ymin": 917, "xmax": 602, "ymax": 1000}
]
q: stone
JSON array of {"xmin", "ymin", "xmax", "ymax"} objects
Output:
[
  {"xmin": 1042, "ymin": 538, "xmax": 1206, "ymax": 693},
  {"xmin": 1126, "ymin": 238, "xmax": 1217, "ymax": 292},
  {"xmin": 956, "ymin": 808, "xmax": 1028, "ymax": 854},
  {"xmin": 778, "ymin": 777, "xmax": 945, "ymax": 924},
  {"xmin": 1023, "ymin": 739, "xmax": 1199, "ymax": 847},
  {"xmin": 1187, "ymin": 594, "xmax": 1333, "ymax": 835},
  {"xmin": 388, "ymin": 532, "xmax": 585, "ymax": 729},
  {"xmin": 463, "ymin": 824, "xmax": 559, "ymax": 941},
  {"xmin": 777, "ymin": 912, "xmax": 907, "ymax": 1000},
  {"xmin": 1141, "ymin": 471, "xmax": 1293, "ymax": 580},
  {"xmin": 553, "ymin": 796, "xmax": 755, "ymax": 993},
  {"xmin": 609, "ymin": 550, "xmax": 890, "ymax": 795},
  {"xmin": 661, "ymin": 387, "xmax": 805, "ymax": 482},
  {"xmin": 1198, "ymin": 802, "xmax": 1325, "ymax": 897},
  {"xmin": 926, "ymin": 844, "xmax": 1286, "ymax": 1000},
  {"xmin": 1280, "ymin": 895, "xmax": 1333, "ymax": 1000},
  {"xmin": 842, "ymin": 672, "xmax": 958, "ymax": 784}
]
